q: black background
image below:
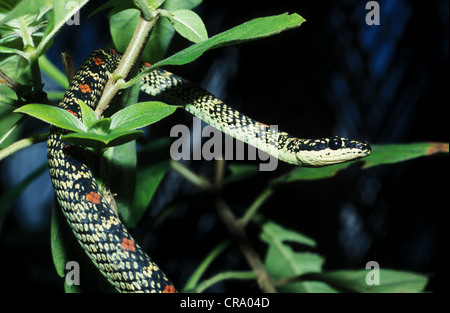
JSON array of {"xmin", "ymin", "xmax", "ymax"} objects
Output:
[{"xmin": 0, "ymin": 0, "xmax": 448, "ymax": 294}]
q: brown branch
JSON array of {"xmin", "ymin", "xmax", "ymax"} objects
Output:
[
  {"xmin": 214, "ymin": 198, "xmax": 277, "ymax": 293},
  {"xmin": 61, "ymin": 51, "xmax": 76, "ymax": 84}
]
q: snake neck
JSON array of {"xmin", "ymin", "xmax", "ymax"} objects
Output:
[{"xmin": 140, "ymin": 70, "xmax": 305, "ymax": 164}]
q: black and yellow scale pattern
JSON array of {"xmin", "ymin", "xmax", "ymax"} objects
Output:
[
  {"xmin": 47, "ymin": 49, "xmax": 175, "ymax": 293},
  {"xmin": 140, "ymin": 59, "xmax": 371, "ymax": 167},
  {"xmin": 47, "ymin": 48, "xmax": 370, "ymax": 293}
]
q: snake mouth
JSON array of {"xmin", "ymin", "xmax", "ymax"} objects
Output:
[
  {"xmin": 292, "ymin": 137, "xmax": 372, "ymax": 167},
  {"xmin": 347, "ymin": 139, "xmax": 371, "ymax": 155}
]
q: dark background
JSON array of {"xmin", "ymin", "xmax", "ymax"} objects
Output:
[{"xmin": 0, "ymin": 0, "xmax": 448, "ymax": 293}]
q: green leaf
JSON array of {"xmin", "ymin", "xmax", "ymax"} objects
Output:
[
  {"xmin": 164, "ymin": 9, "xmax": 208, "ymax": 43},
  {"xmin": 0, "ymin": 53, "xmax": 30, "ymax": 85},
  {"xmin": 363, "ymin": 142, "xmax": 449, "ymax": 168},
  {"xmin": 100, "ymin": 70, "xmax": 141, "ymax": 226},
  {"xmin": 37, "ymin": 0, "xmax": 90, "ymax": 56},
  {"xmin": 77, "ymin": 99, "xmax": 98, "ymax": 128},
  {"xmin": 261, "ymin": 221, "xmax": 317, "ymax": 248},
  {"xmin": 14, "ymin": 103, "xmax": 86, "ymax": 132},
  {"xmin": 109, "ymin": 8, "xmax": 140, "ymax": 54},
  {"xmin": 110, "ymin": 101, "xmax": 177, "ymax": 133},
  {"xmin": 154, "ymin": 12, "xmax": 304, "ymax": 66},
  {"xmin": 163, "ymin": 0, "xmax": 202, "ymax": 10},
  {"xmin": 50, "ymin": 199, "xmax": 68, "ymax": 279},
  {"xmin": 63, "ymin": 129, "xmax": 143, "ymax": 150},
  {"xmin": 273, "ymin": 142, "xmax": 449, "ymax": 184},
  {"xmin": 133, "ymin": 13, "xmax": 305, "ymax": 82},
  {"xmin": 108, "ymin": 1, "xmax": 204, "ymax": 63},
  {"xmin": 103, "ymin": 141, "xmax": 137, "ymax": 227},
  {"xmin": 144, "ymin": 0, "xmax": 203, "ymax": 63},
  {"xmin": 260, "ymin": 221, "xmax": 328, "ymax": 292},
  {"xmin": 0, "ymin": 45, "xmax": 28, "ymax": 59},
  {"xmin": 88, "ymin": 118, "xmax": 111, "ymax": 134},
  {"xmin": 0, "ymin": 83, "xmax": 17, "ymax": 104},
  {"xmin": 0, "ymin": 0, "xmax": 51, "ymax": 27},
  {"xmin": 128, "ymin": 138, "xmax": 171, "ymax": 227},
  {"xmin": 147, "ymin": 0, "xmax": 165, "ymax": 9},
  {"xmin": 306, "ymin": 269, "xmax": 429, "ymax": 293}
]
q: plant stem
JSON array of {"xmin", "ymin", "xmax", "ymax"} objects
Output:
[
  {"xmin": 0, "ymin": 132, "xmax": 48, "ymax": 161},
  {"xmin": 95, "ymin": 14, "xmax": 158, "ymax": 117},
  {"xmin": 214, "ymin": 158, "xmax": 226, "ymax": 186},
  {"xmin": 19, "ymin": 16, "xmax": 43, "ymax": 91},
  {"xmin": 170, "ymin": 159, "xmax": 210, "ymax": 188},
  {"xmin": 29, "ymin": 53, "xmax": 43, "ymax": 90},
  {"xmin": 133, "ymin": 0, "xmax": 154, "ymax": 20},
  {"xmin": 240, "ymin": 185, "xmax": 275, "ymax": 227},
  {"xmin": 171, "ymin": 158, "xmax": 276, "ymax": 292},
  {"xmin": 214, "ymin": 198, "xmax": 277, "ymax": 293},
  {"xmin": 193, "ymin": 271, "xmax": 257, "ymax": 293},
  {"xmin": 182, "ymin": 240, "xmax": 231, "ymax": 292}
]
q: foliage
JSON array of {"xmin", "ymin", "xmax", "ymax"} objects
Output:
[{"xmin": 0, "ymin": 0, "xmax": 447, "ymax": 293}]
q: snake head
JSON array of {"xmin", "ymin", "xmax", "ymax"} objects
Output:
[{"xmin": 295, "ymin": 136, "xmax": 371, "ymax": 167}]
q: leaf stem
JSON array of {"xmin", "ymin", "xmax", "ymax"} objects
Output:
[
  {"xmin": 170, "ymin": 159, "xmax": 210, "ymax": 188},
  {"xmin": 182, "ymin": 240, "xmax": 231, "ymax": 292},
  {"xmin": 193, "ymin": 270, "xmax": 257, "ymax": 293},
  {"xmin": 240, "ymin": 185, "xmax": 275, "ymax": 227},
  {"xmin": 214, "ymin": 198, "xmax": 277, "ymax": 293}
]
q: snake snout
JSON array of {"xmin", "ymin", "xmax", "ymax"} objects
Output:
[{"xmin": 356, "ymin": 140, "xmax": 371, "ymax": 153}]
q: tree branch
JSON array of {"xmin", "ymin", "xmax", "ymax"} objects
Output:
[{"xmin": 214, "ymin": 198, "xmax": 277, "ymax": 293}]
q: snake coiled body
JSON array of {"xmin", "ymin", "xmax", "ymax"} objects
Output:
[
  {"xmin": 47, "ymin": 49, "xmax": 370, "ymax": 292},
  {"xmin": 47, "ymin": 49, "xmax": 175, "ymax": 293}
]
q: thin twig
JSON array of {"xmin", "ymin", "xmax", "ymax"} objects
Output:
[
  {"xmin": 193, "ymin": 271, "xmax": 257, "ymax": 293},
  {"xmin": 214, "ymin": 158, "xmax": 226, "ymax": 186},
  {"xmin": 182, "ymin": 240, "xmax": 231, "ymax": 292},
  {"xmin": 61, "ymin": 51, "xmax": 76, "ymax": 84},
  {"xmin": 239, "ymin": 185, "xmax": 275, "ymax": 227},
  {"xmin": 170, "ymin": 159, "xmax": 210, "ymax": 188},
  {"xmin": 171, "ymin": 158, "xmax": 276, "ymax": 292},
  {"xmin": 214, "ymin": 198, "xmax": 277, "ymax": 293}
]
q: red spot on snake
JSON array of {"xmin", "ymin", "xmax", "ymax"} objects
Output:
[
  {"xmin": 109, "ymin": 48, "xmax": 118, "ymax": 55},
  {"xmin": 142, "ymin": 62, "xmax": 151, "ymax": 67},
  {"xmin": 121, "ymin": 238, "xmax": 136, "ymax": 252},
  {"xmin": 79, "ymin": 84, "xmax": 91, "ymax": 93},
  {"xmin": 86, "ymin": 191, "xmax": 100, "ymax": 204},
  {"xmin": 93, "ymin": 57, "xmax": 103, "ymax": 66},
  {"xmin": 63, "ymin": 145, "xmax": 72, "ymax": 157},
  {"xmin": 66, "ymin": 109, "xmax": 77, "ymax": 117},
  {"xmin": 163, "ymin": 284, "xmax": 176, "ymax": 293}
]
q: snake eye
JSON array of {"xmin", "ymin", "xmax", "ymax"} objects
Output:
[{"xmin": 328, "ymin": 137, "xmax": 342, "ymax": 150}]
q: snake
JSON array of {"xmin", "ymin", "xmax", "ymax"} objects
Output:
[{"xmin": 46, "ymin": 48, "xmax": 371, "ymax": 293}]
